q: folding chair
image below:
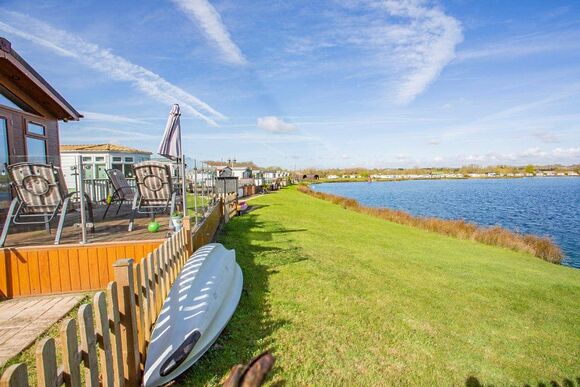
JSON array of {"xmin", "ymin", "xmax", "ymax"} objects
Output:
[
  {"xmin": 128, "ymin": 161, "xmax": 178, "ymax": 231},
  {"xmin": 103, "ymin": 168, "xmax": 135, "ymax": 219},
  {"xmin": 0, "ymin": 162, "xmax": 94, "ymax": 246}
]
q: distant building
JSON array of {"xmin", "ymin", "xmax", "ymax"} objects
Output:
[
  {"xmin": 60, "ymin": 144, "xmax": 151, "ymax": 189},
  {"xmin": 231, "ymin": 167, "xmax": 252, "ymax": 179}
]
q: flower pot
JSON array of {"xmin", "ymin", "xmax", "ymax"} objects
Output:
[{"xmin": 171, "ymin": 216, "xmax": 183, "ymax": 231}]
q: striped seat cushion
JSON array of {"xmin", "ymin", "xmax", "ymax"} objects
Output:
[
  {"xmin": 9, "ymin": 163, "xmax": 65, "ymax": 214},
  {"xmin": 133, "ymin": 161, "xmax": 174, "ymax": 206}
]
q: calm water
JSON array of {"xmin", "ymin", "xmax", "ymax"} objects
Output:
[{"xmin": 313, "ymin": 178, "xmax": 580, "ymax": 268}]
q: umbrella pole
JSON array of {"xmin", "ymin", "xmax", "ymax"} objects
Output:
[
  {"xmin": 194, "ymin": 159, "xmax": 198, "ymax": 225},
  {"xmin": 181, "ymin": 155, "xmax": 187, "ymax": 217}
]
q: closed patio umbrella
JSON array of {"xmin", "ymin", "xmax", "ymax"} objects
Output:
[{"xmin": 158, "ymin": 104, "xmax": 187, "ymax": 216}]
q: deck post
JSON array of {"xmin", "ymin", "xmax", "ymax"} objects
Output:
[
  {"xmin": 113, "ymin": 259, "xmax": 140, "ymax": 386},
  {"xmin": 183, "ymin": 216, "xmax": 193, "ymax": 256}
]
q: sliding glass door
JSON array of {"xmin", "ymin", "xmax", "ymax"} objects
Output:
[{"xmin": 0, "ymin": 118, "xmax": 9, "ymax": 205}]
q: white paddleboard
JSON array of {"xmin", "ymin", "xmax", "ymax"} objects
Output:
[{"xmin": 143, "ymin": 243, "xmax": 243, "ymax": 387}]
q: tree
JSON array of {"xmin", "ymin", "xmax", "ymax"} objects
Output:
[{"xmin": 524, "ymin": 164, "xmax": 535, "ymax": 174}]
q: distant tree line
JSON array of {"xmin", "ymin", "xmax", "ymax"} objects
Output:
[{"xmin": 298, "ymin": 164, "xmax": 580, "ymax": 177}]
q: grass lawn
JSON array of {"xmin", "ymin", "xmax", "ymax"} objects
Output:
[{"xmin": 182, "ymin": 186, "xmax": 579, "ymax": 386}]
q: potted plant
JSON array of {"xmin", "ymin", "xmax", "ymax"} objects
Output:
[{"xmin": 170, "ymin": 211, "xmax": 184, "ymax": 231}]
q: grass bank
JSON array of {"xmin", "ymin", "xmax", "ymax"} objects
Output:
[
  {"xmin": 182, "ymin": 187, "xmax": 579, "ymax": 385},
  {"xmin": 299, "ymin": 184, "xmax": 563, "ymax": 263}
]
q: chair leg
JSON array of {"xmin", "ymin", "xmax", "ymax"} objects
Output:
[
  {"xmin": 55, "ymin": 197, "xmax": 70, "ymax": 245},
  {"xmin": 0, "ymin": 198, "xmax": 19, "ymax": 247},
  {"xmin": 115, "ymin": 201, "xmax": 123, "ymax": 216},
  {"xmin": 128, "ymin": 195, "xmax": 139, "ymax": 232},
  {"xmin": 103, "ymin": 202, "xmax": 112, "ymax": 220}
]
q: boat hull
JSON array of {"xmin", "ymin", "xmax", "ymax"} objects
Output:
[{"xmin": 143, "ymin": 243, "xmax": 243, "ymax": 387}]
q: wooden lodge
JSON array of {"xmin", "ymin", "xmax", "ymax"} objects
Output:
[{"xmin": 0, "ymin": 37, "xmax": 82, "ymax": 215}]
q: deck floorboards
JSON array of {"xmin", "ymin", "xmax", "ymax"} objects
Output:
[
  {"xmin": 0, "ymin": 293, "xmax": 84, "ymax": 366},
  {"xmin": 0, "ymin": 205, "xmax": 171, "ymax": 248}
]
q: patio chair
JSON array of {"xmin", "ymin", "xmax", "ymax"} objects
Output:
[
  {"xmin": 103, "ymin": 168, "xmax": 135, "ymax": 219},
  {"xmin": 128, "ymin": 161, "xmax": 179, "ymax": 231},
  {"xmin": 0, "ymin": 162, "xmax": 94, "ymax": 247}
]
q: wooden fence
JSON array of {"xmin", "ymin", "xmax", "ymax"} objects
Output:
[
  {"xmin": 221, "ymin": 193, "xmax": 238, "ymax": 223},
  {"xmin": 0, "ymin": 217, "xmax": 194, "ymax": 386}
]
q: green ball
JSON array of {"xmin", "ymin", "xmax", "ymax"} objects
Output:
[{"xmin": 148, "ymin": 221, "xmax": 160, "ymax": 233}]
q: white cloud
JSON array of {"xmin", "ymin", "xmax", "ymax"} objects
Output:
[
  {"xmin": 456, "ymin": 29, "xmax": 580, "ymax": 62},
  {"xmin": 552, "ymin": 147, "xmax": 580, "ymax": 158},
  {"xmin": 378, "ymin": 0, "xmax": 463, "ymax": 103},
  {"xmin": 533, "ymin": 131, "xmax": 560, "ymax": 144},
  {"xmin": 172, "ymin": 0, "xmax": 247, "ymax": 65},
  {"xmin": 256, "ymin": 116, "xmax": 297, "ymax": 133},
  {"xmin": 0, "ymin": 10, "xmax": 225, "ymax": 126},
  {"xmin": 285, "ymin": 1, "xmax": 463, "ymax": 104},
  {"xmin": 428, "ymin": 138, "xmax": 440, "ymax": 145},
  {"xmin": 82, "ymin": 111, "xmax": 148, "ymax": 125},
  {"xmin": 458, "ymin": 147, "xmax": 580, "ymax": 165}
]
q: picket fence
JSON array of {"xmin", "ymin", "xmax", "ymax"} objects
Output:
[{"xmin": 0, "ymin": 217, "xmax": 194, "ymax": 387}]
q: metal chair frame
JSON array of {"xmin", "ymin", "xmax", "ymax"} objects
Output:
[
  {"xmin": 128, "ymin": 162, "xmax": 179, "ymax": 231},
  {"xmin": 0, "ymin": 162, "xmax": 94, "ymax": 246},
  {"xmin": 102, "ymin": 168, "xmax": 135, "ymax": 219}
]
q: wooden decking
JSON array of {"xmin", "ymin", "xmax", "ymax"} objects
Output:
[
  {"xmin": 0, "ymin": 293, "xmax": 84, "ymax": 366},
  {"xmin": 0, "ymin": 205, "xmax": 171, "ymax": 248}
]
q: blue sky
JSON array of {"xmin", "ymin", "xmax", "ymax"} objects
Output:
[{"xmin": 1, "ymin": 0, "xmax": 579, "ymax": 169}]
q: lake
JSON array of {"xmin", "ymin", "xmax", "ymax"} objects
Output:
[{"xmin": 313, "ymin": 178, "xmax": 580, "ymax": 268}]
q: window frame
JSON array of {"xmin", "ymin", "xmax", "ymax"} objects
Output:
[
  {"xmin": 1, "ymin": 116, "xmax": 11, "ymax": 203},
  {"xmin": 24, "ymin": 120, "xmax": 48, "ymax": 163},
  {"xmin": 26, "ymin": 121, "xmax": 46, "ymax": 136}
]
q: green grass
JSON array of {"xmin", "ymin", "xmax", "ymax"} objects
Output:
[
  {"xmin": 180, "ymin": 187, "xmax": 579, "ymax": 386},
  {"xmin": 186, "ymin": 193, "xmax": 213, "ymax": 218}
]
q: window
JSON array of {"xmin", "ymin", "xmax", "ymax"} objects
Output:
[
  {"xmin": 112, "ymin": 163, "xmax": 122, "ymax": 172},
  {"xmin": 25, "ymin": 121, "xmax": 47, "ymax": 163},
  {"xmin": 1, "ymin": 118, "xmax": 10, "ymax": 203},
  {"xmin": 112, "ymin": 157, "xmax": 122, "ymax": 162},
  {"xmin": 26, "ymin": 137, "xmax": 47, "ymax": 163},
  {"xmin": 96, "ymin": 164, "xmax": 107, "ymax": 179},
  {"xmin": 83, "ymin": 164, "xmax": 95, "ymax": 179},
  {"xmin": 27, "ymin": 122, "xmax": 45, "ymax": 136},
  {"xmin": 123, "ymin": 164, "xmax": 134, "ymax": 178},
  {"xmin": 95, "ymin": 156, "xmax": 105, "ymax": 162},
  {"xmin": 82, "ymin": 156, "xmax": 92, "ymax": 162},
  {"xmin": 124, "ymin": 157, "xmax": 133, "ymax": 162}
]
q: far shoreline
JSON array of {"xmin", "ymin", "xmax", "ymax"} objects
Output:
[{"xmin": 310, "ymin": 175, "xmax": 579, "ymax": 184}]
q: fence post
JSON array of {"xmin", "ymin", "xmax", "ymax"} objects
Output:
[
  {"xmin": 113, "ymin": 259, "xmax": 140, "ymax": 386},
  {"xmin": 78, "ymin": 304, "xmax": 99, "ymax": 387},
  {"xmin": 106, "ymin": 282, "xmax": 125, "ymax": 386},
  {"xmin": 0, "ymin": 364, "xmax": 28, "ymax": 387},
  {"xmin": 183, "ymin": 216, "xmax": 193, "ymax": 257},
  {"xmin": 133, "ymin": 263, "xmax": 146, "ymax": 371},
  {"xmin": 94, "ymin": 292, "xmax": 114, "ymax": 387},
  {"xmin": 36, "ymin": 338, "xmax": 57, "ymax": 386},
  {"xmin": 61, "ymin": 319, "xmax": 81, "ymax": 387},
  {"xmin": 140, "ymin": 259, "xmax": 151, "ymax": 344}
]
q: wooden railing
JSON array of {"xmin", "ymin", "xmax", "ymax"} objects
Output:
[
  {"xmin": 0, "ymin": 218, "xmax": 194, "ymax": 386},
  {"xmin": 221, "ymin": 193, "xmax": 238, "ymax": 222}
]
